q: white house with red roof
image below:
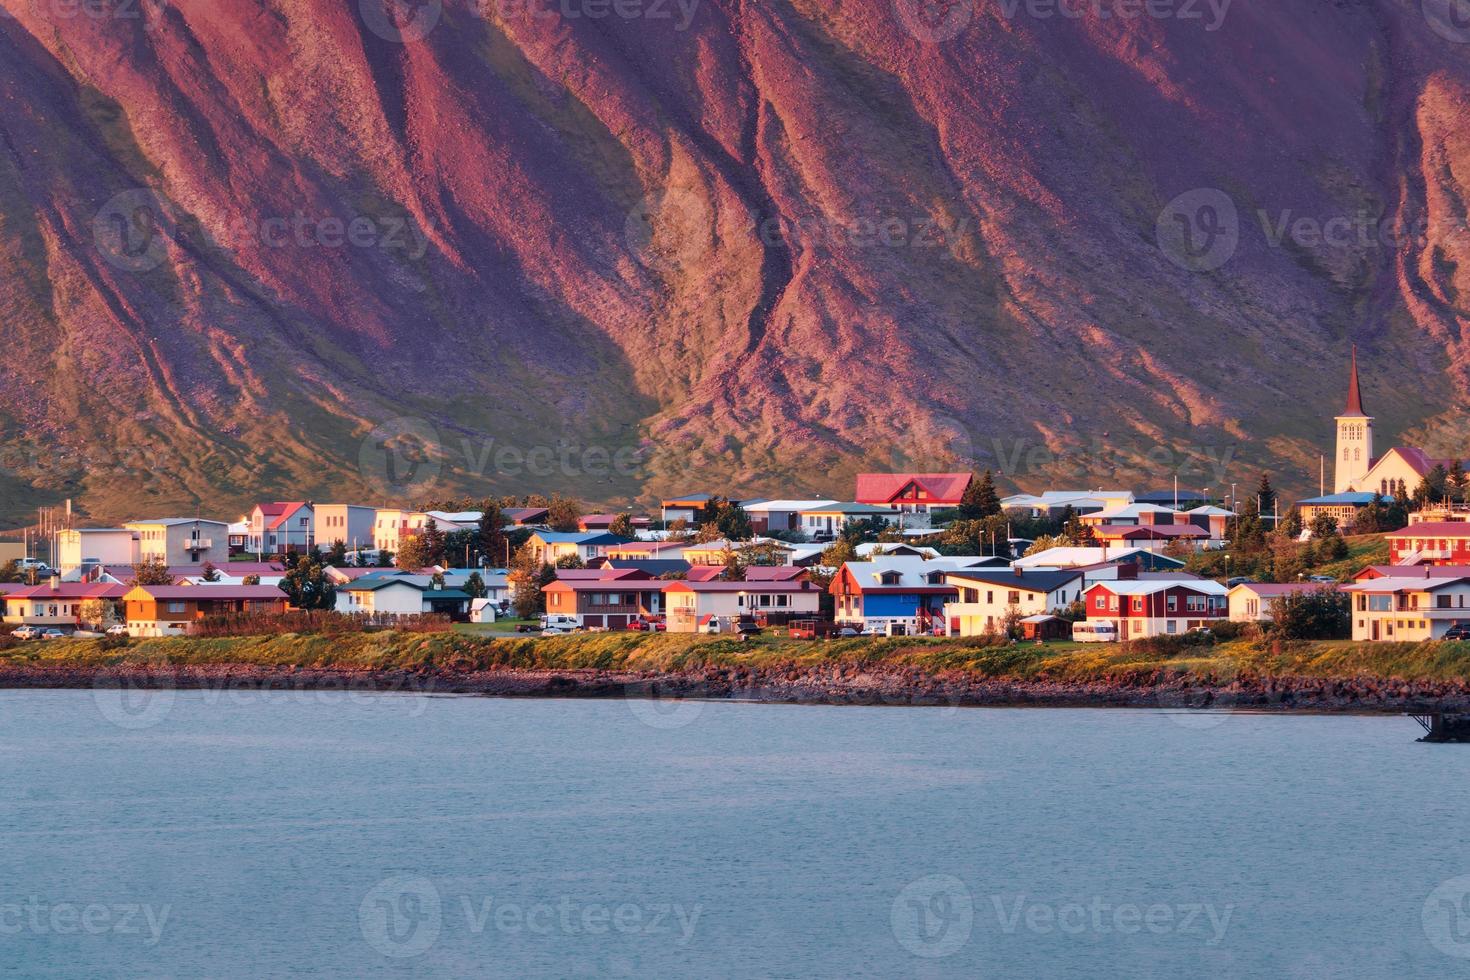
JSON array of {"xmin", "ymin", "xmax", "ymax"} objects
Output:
[
  {"xmin": 856, "ymin": 473, "xmax": 973, "ymax": 526},
  {"xmin": 1343, "ymin": 574, "xmax": 1470, "ymax": 641},
  {"xmin": 1228, "ymin": 582, "xmax": 1338, "ymax": 623},
  {"xmin": 247, "ymin": 502, "xmax": 315, "ymax": 555},
  {"xmin": 3, "ymin": 582, "xmax": 129, "ymax": 630},
  {"xmin": 663, "ymin": 579, "xmax": 822, "ymax": 633}
]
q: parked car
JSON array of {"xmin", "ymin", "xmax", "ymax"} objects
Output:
[
  {"xmin": 40, "ymin": 629, "xmax": 67, "ymax": 641},
  {"xmin": 1187, "ymin": 627, "xmax": 1214, "ymax": 638},
  {"xmin": 1226, "ymin": 577, "xmax": 1255, "ymax": 588},
  {"xmin": 1444, "ymin": 624, "xmax": 1470, "ymax": 641},
  {"xmin": 1307, "ymin": 575, "xmax": 1337, "ymax": 584},
  {"xmin": 9, "ymin": 626, "xmax": 41, "ymax": 640},
  {"xmin": 835, "ymin": 626, "xmax": 864, "ymax": 638},
  {"xmin": 104, "ymin": 625, "xmax": 130, "ymax": 637}
]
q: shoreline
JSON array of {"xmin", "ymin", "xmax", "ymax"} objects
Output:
[{"xmin": 4, "ymin": 662, "xmax": 1468, "ymax": 714}]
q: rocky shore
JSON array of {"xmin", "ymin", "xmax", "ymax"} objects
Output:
[{"xmin": 3, "ymin": 661, "xmax": 1468, "ymax": 714}]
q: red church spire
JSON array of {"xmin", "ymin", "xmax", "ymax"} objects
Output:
[{"xmin": 1344, "ymin": 345, "xmax": 1367, "ymax": 417}]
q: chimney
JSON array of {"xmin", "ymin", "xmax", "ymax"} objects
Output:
[
  {"xmin": 49, "ymin": 573, "xmax": 60, "ymax": 591},
  {"xmin": 1014, "ymin": 565, "xmax": 1024, "ymax": 578}
]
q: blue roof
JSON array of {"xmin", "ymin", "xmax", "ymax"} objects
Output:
[
  {"xmin": 531, "ymin": 532, "xmax": 630, "ymax": 545},
  {"xmin": 1300, "ymin": 493, "xmax": 1393, "ymax": 506}
]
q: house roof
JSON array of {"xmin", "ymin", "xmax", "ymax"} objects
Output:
[
  {"xmin": 841, "ymin": 557, "xmax": 1000, "ymax": 591},
  {"xmin": 741, "ymin": 499, "xmax": 840, "ymax": 513},
  {"xmin": 599, "ymin": 559, "xmax": 691, "ymax": 577},
  {"xmin": 261, "ymin": 502, "xmax": 309, "ymax": 530},
  {"xmin": 943, "ymin": 569, "xmax": 1084, "ymax": 594},
  {"xmin": 1090, "ymin": 579, "xmax": 1228, "ymax": 597},
  {"xmin": 1090, "ymin": 503, "xmax": 1184, "ymax": 522},
  {"xmin": 1228, "ymin": 582, "xmax": 1335, "ymax": 598},
  {"xmin": 1187, "ymin": 505, "xmax": 1236, "ymax": 517},
  {"xmin": 1015, "ymin": 547, "xmax": 1185, "ymax": 570},
  {"xmin": 503, "ymin": 507, "xmax": 549, "ymax": 523},
  {"xmin": 664, "ymin": 580, "xmax": 816, "ymax": 593},
  {"xmin": 661, "ymin": 493, "xmax": 717, "ymax": 507},
  {"xmin": 797, "ymin": 502, "xmax": 898, "ymax": 516},
  {"xmin": 1387, "ymin": 523, "xmax": 1470, "ymax": 537},
  {"xmin": 1299, "ymin": 492, "xmax": 1393, "ymax": 506},
  {"xmin": 1135, "ymin": 490, "xmax": 1212, "ymax": 506},
  {"xmin": 127, "ymin": 585, "xmax": 288, "ymax": 600},
  {"xmin": 855, "ymin": 473, "xmax": 973, "ymax": 506},
  {"xmin": 1092, "ymin": 524, "xmax": 1205, "ymax": 538},
  {"xmin": 532, "ymin": 531, "xmax": 631, "ymax": 546},
  {"xmin": 554, "ymin": 568, "xmax": 652, "ymax": 582},
  {"xmin": 125, "ymin": 518, "xmax": 228, "ymax": 527},
  {"xmin": 545, "ymin": 579, "xmax": 664, "ymax": 593},
  {"xmin": 1354, "ymin": 564, "xmax": 1470, "ymax": 581},
  {"xmin": 423, "ymin": 589, "xmax": 471, "ymax": 600},
  {"xmin": 741, "ymin": 566, "xmax": 807, "ymax": 582},
  {"xmin": 1344, "ymin": 576, "xmax": 1470, "ymax": 594},
  {"xmin": 685, "ymin": 567, "xmax": 724, "ymax": 582},
  {"xmin": 5, "ymin": 583, "xmax": 129, "ymax": 600}
]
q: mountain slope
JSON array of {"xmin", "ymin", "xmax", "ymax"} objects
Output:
[{"xmin": 0, "ymin": 0, "xmax": 1467, "ymax": 523}]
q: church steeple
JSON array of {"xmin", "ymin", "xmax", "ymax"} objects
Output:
[
  {"xmin": 1343, "ymin": 345, "xmax": 1367, "ymax": 418},
  {"xmin": 1334, "ymin": 346, "xmax": 1374, "ymax": 493}
]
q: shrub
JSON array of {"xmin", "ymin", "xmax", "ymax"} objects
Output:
[{"xmin": 193, "ymin": 611, "xmax": 451, "ymax": 637}]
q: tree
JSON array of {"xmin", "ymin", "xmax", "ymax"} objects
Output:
[
  {"xmin": 607, "ymin": 514, "xmax": 637, "ymax": 539},
  {"xmin": 1024, "ymin": 534, "xmax": 1067, "ymax": 557},
  {"xmin": 697, "ymin": 498, "xmax": 754, "ymax": 542},
  {"xmin": 1060, "ymin": 513, "xmax": 1096, "ymax": 547},
  {"xmin": 1278, "ymin": 507, "xmax": 1304, "ymax": 539},
  {"xmin": 509, "ymin": 546, "xmax": 556, "ymax": 619},
  {"xmin": 200, "ymin": 561, "xmax": 222, "ymax": 583},
  {"xmin": 476, "ymin": 504, "xmax": 507, "ymax": 568},
  {"xmin": 1424, "ymin": 464, "xmax": 1451, "ymax": 506},
  {"xmin": 1229, "ymin": 496, "xmax": 1267, "ymax": 552},
  {"xmin": 554, "ymin": 553, "xmax": 585, "ymax": 570},
  {"xmin": 1351, "ymin": 500, "xmax": 1387, "ymax": 535},
  {"xmin": 819, "ymin": 537, "xmax": 857, "ymax": 567},
  {"xmin": 959, "ymin": 471, "xmax": 1002, "ymax": 519},
  {"xmin": 1269, "ymin": 587, "xmax": 1350, "ymax": 640},
  {"xmin": 326, "ymin": 539, "xmax": 348, "ymax": 566},
  {"xmin": 129, "ymin": 556, "xmax": 174, "ymax": 586},
  {"xmin": 281, "ymin": 556, "xmax": 336, "ymax": 610},
  {"xmin": 547, "ymin": 496, "xmax": 582, "ymax": 533},
  {"xmin": 78, "ymin": 598, "xmax": 116, "ymax": 630},
  {"xmin": 465, "ymin": 572, "xmax": 488, "ymax": 600},
  {"xmin": 242, "ymin": 574, "xmax": 261, "ymax": 586},
  {"xmin": 1308, "ymin": 510, "xmax": 1340, "ymax": 541},
  {"xmin": 0, "ymin": 560, "xmax": 23, "ymax": 583},
  {"xmin": 375, "ymin": 549, "xmax": 395, "ymax": 568},
  {"xmin": 1452, "ymin": 461, "xmax": 1469, "ymax": 504},
  {"xmin": 665, "ymin": 518, "xmax": 692, "ymax": 543},
  {"xmin": 397, "ymin": 523, "xmax": 447, "ymax": 570}
]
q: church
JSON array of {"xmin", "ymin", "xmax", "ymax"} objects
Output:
[{"xmin": 1332, "ymin": 348, "xmax": 1462, "ymax": 497}]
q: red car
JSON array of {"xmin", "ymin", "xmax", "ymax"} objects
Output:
[{"xmin": 626, "ymin": 618, "xmax": 667, "ymax": 633}]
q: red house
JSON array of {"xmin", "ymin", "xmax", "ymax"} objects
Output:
[
  {"xmin": 1386, "ymin": 523, "xmax": 1470, "ymax": 565},
  {"xmin": 855, "ymin": 473, "xmax": 973, "ymax": 520},
  {"xmin": 1083, "ymin": 579, "xmax": 1229, "ymax": 640}
]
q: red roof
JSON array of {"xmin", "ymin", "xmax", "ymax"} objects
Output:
[
  {"xmin": 5, "ymin": 583, "xmax": 128, "ymax": 599},
  {"xmin": 664, "ymin": 580, "xmax": 816, "ymax": 593},
  {"xmin": 855, "ymin": 473, "xmax": 973, "ymax": 506},
  {"xmin": 260, "ymin": 502, "xmax": 308, "ymax": 530},
  {"xmin": 1344, "ymin": 346, "xmax": 1366, "ymax": 417},
  {"xmin": 127, "ymin": 585, "xmax": 288, "ymax": 600},
  {"xmin": 1387, "ymin": 523, "xmax": 1470, "ymax": 538},
  {"xmin": 1355, "ymin": 564, "xmax": 1470, "ymax": 580},
  {"xmin": 741, "ymin": 566, "xmax": 806, "ymax": 581},
  {"xmin": 1233, "ymin": 583, "xmax": 1337, "ymax": 596},
  {"xmin": 685, "ymin": 567, "xmax": 724, "ymax": 582},
  {"xmin": 1093, "ymin": 524, "xmax": 1205, "ymax": 539}
]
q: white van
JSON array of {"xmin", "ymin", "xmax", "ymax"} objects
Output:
[
  {"xmin": 1072, "ymin": 622, "xmax": 1119, "ymax": 643},
  {"xmin": 540, "ymin": 614, "xmax": 580, "ymax": 635}
]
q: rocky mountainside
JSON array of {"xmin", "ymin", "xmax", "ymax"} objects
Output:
[{"xmin": 1, "ymin": 0, "xmax": 1468, "ymax": 523}]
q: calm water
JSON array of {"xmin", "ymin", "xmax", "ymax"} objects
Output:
[{"xmin": 1, "ymin": 689, "xmax": 1468, "ymax": 977}]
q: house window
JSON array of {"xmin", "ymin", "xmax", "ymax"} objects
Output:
[
  {"xmin": 167, "ymin": 602, "xmax": 186, "ymax": 613},
  {"xmin": 1132, "ymin": 598, "xmax": 1143, "ymax": 612},
  {"xmin": 777, "ymin": 595, "xmax": 789, "ymax": 608},
  {"xmin": 1166, "ymin": 621, "xmax": 1178, "ymax": 634},
  {"xmin": 1008, "ymin": 591, "xmax": 1020, "ymax": 605},
  {"xmin": 1094, "ymin": 596, "xmax": 1106, "ymax": 610},
  {"xmin": 1167, "ymin": 596, "xmax": 1177, "ymax": 612}
]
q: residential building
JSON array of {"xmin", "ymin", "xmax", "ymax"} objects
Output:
[
  {"xmin": 56, "ymin": 528, "xmax": 139, "ymax": 573},
  {"xmin": 122, "ymin": 584, "xmax": 289, "ymax": 636},
  {"xmin": 741, "ymin": 500, "xmax": 838, "ymax": 535},
  {"xmin": 660, "ymin": 494, "xmax": 722, "ymax": 525},
  {"xmin": 1228, "ymin": 582, "xmax": 1337, "ymax": 623},
  {"xmin": 1079, "ymin": 503, "xmax": 1186, "ymax": 527},
  {"xmin": 1088, "ymin": 523, "xmax": 1209, "ymax": 553},
  {"xmin": 831, "ymin": 557, "xmax": 995, "ymax": 634},
  {"xmin": 663, "ymin": 579, "xmax": 823, "ymax": 632},
  {"xmin": 526, "ymin": 531, "xmax": 631, "ymax": 567},
  {"xmin": 124, "ymin": 519, "xmax": 229, "ymax": 565},
  {"xmin": 680, "ymin": 538, "xmax": 795, "ymax": 566},
  {"xmin": 942, "ymin": 569, "xmax": 1086, "ymax": 637},
  {"xmin": 3, "ymin": 582, "xmax": 128, "ymax": 629},
  {"xmin": 333, "ymin": 574, "xmax": 471, "ymax": 618},
  {"xmin": 373, "ymin": 509, "xmax": 430, "ymax": 554},
  {"xmin": 1343, "ymin": 575, "xmax": 1470, "ymax": 642},
  {"xmin": 1001, "ymin": 490, "xmax": 1135, "ymax": 520},
  {"xmin": 1083, "ymin": 579, "xmax": 1229, "ymax": 640},
  {"xmin": 227, "ymin": 520, "xmax": 249, "ymax": 556},
  {"xmin": 503, "ymin": 507, "xmax": 550, "ymax": 527},
  {"xmin": 855, "ymin": 473, "xmax": 973, "ymax": 527},
  {"xmin": 1385, "ymin": 523, "xmax": 1470, "ymax": 566},
  {"xmin": 797, "ymin": 502, "xmax": 897, "ymax": 539},
  {"xmin": 578, "ymin": 514, "xmax": 651, "ymax": 532},
  {"xmin": 543, "ymin": 573, "xmax": 665, "ymax": 629},
  {"xmin": 1015, "ymin": 547, "xmax": 1186, "ymax": 572},
  {"xmin": 247, "ymin": 502, "xmax": 315, "ymax": 554},
  {"xmin": 315, "ymin": 505, "xmax": 377, "ymax": 553}
]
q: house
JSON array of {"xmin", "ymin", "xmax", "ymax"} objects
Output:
[
  {"xmin": 1331, "ymin": 347, "xmax": 1470, "ymax": 496},
  {"xmin": 373, "ymin": 509, "xmax": 430, "ymax": 554},
  {"xmin": 1352, "ymin": 564, "xmax": 1470, "ymax": 582},
  {"xmin": 526, "ymin": 531, "xmax": 631, "ymax": 566},
  {"xmin": 660, "ymin": 494, "xmax": 725, "ymax": 525},
  {"xmin": 1089, "ymin": 523, "xmax": 1209, "ymax": 553},
  {"xmin": 124, "ymin": 519, "xmax": 229, "ymax": 565},
  {"xmin": 1078, "ymin": 503, "xmax": 1186, "ymax": 527},
  {"xmin": 1297, "ymin": 492, "xmax": 1393, "ymax": 532},
  {"xmin": 603, "ymin": 539, "xmax": 701, "ymax": 561},
  {"xmin": 831, "ymin": 557, "xmax": 995, "ymax": 634},
  {"xmin": 1001, "ymin": 490, "xmax": 1135, "ymax": 520},
  {"xmin": 543, "ymin": 573, "xmax": 666, "ymax": 629},
  {"xmin": 1015, "ymin": 547, "xmax": 1186, "ymax": 572},
  {"xmin": 503, "ymin": 507, "xmax": 550, "ymax": 527},
  {"xmin": 247, "ymin": 502, "xmax": 315, "ymax": 554},
  {"xmin": 1135, "ymin": 490, "xmax": 1214, "ymax": 509},
  {"xmin": 1083, "ymin": 579, "xmax": 1229, "ymax": 640},
  {"xmin": 227, "ymin": 520, "xmax": 249, "ymax": 556},
  {"xmin": 436, "ymin": 568, "xmax": 512, "ymax": 605},
  {"xmin": 1228, "ymin": 582, "xmax": 1337, "ymax": 623},
  {"xmin": 854, "ymin": 542, "xmax": 945, "ymax": 560},
  {"xmin": 333, "ymin": 575, "xmax": 470, "ymax": 618},
  {"xmin": 663, "ymin": 579, "xmax": 823, "ymax": 632},
  {"xmin": 797, "ymin": 502, "xmax": 897, "ymax": 540},
  {"xmin": 315, "ymin": 505, "xmax": 377, "ymax": 554},
  {"xmin": 95, "ymin": 562, "xmax": 284, "ymax": 587},
  {"xmin": 3, "ymin": 582, "xmax": 128, "ymax": 630},
  {"xmin": 578, "ymin": 514, "xmax": 651, "ymax": 532},
  {"xmin": 942, "ymin": 569, "xmax": 1086, "ymax": 637},
  {"xmin": 424, "ymin": 511, "xmax": 483, "ymax": 532},
  {"xmin": 1186, "ymin": 505, "xmax": 1236, "ymax": 541},
  {"xmin": 680, "ymin": 538, "xmax": 795, "ymax": 566},
  {"xmin": 1019, "ymin": 615, "xmax": 1071, "ymax": 642},
  {"xmin": 1342, "ymin": 575, "xmax": 1470, "ymax": 641},
  {"xmin": 55, "ymin": 528, "xmax": 139, "ymax": 573},
  {"xmin": 855, "ymin": 473, "xmax": 974, "ymax": 527},
  {"xmin": 123, "ymin": 584, "xmax": 289, "ymax": 636},
  {"xmin": 740, "ymin": 500, "xmax": 839, "ymax": 535},
  {"xmin": 1385, "ymin": 523, "xmax": 1470, "ymax": 566}
]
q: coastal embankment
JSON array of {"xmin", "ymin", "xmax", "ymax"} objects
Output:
[{"xmin": 5, "ymin": 631, "xmax": 1470, "ymax": 713}]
